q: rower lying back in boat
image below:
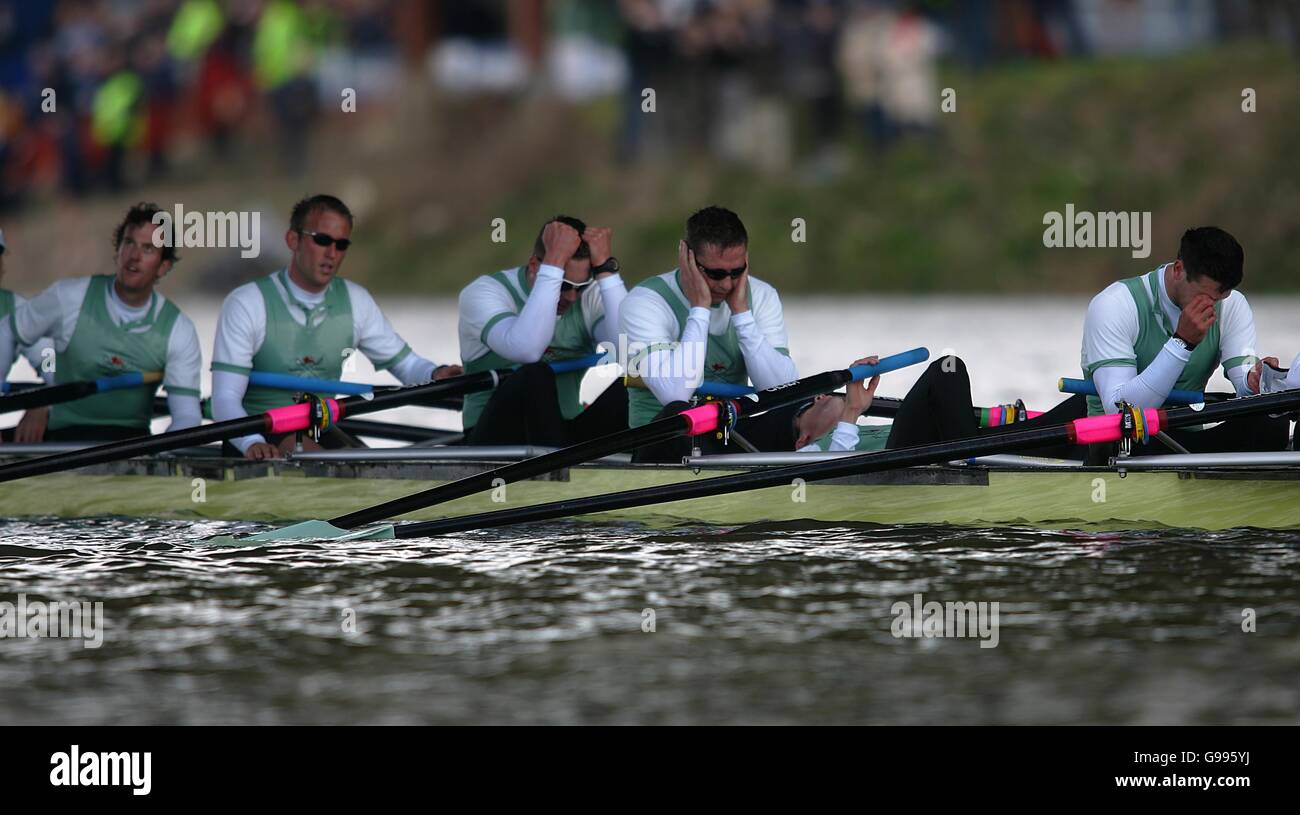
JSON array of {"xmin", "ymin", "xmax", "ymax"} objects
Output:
[
  {"xmin": 457, "ymin": 215, "xmax": 628, "ymax": 448},
  {"xmin": 209, "ymin": 194, "xmax": 462, "ymax": 461},
  {"xmin": 0, "ymin": 203, "xmax": 202, "ymax": 443}
]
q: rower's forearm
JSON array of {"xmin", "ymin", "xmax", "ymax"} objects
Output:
[
  {"xmin": 1097, "ymin": 339, "xmax": 1188, "ymax": 411},
  {"xmin": 732, "ymin": 311, "xmax": 797, "ymax": 389},
  {"xmin": 640, "ymin": 308, "xmax": 709, "ymax": 405},
  {"xmin": 211, "ymin": 370, "xmax": 264, "ymax": 452},
  {"xmin": 594, "ymin": 274, "xmax": 627, "ymax": 347},
  {"xmin": 485, "ymin": 265, "xmax": 564, "ymax": 363},
  {"xmin": 165, "ymin": 393, "xmax": 203, "ymax": 431},
  {"xmin": 389, "ymin": 352, "xmax": 436, "ymax": 385}
]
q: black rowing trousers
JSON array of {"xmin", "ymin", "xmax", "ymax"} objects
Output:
[
  {"xmin": 885, "ymin": 356, "xmax": 1089, "ymax": 459},
  {"xmin": 466, "ymin": 361, "xmax": 629, "ymax": 447}
]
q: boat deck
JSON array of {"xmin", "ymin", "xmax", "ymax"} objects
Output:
[{"xmin": 2, "ymin": 447, "xmax": 1299, "ymax": 530}]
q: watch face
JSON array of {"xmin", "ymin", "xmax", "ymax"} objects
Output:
[{"xmin": 601, "ymin": 257, "xmax": 620, "ymax": 273}]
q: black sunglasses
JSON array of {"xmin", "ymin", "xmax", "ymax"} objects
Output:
[
  {"xmin": 300, "ymin": 230, "xmax": 352, "ymax": 251},
  {"xmin": 698, "ymin": 263, "xmax": 746, "ymax": 280}
]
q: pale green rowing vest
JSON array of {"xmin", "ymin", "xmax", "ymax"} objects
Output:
[
  {"xmin": 807, "ymin": 423, "xmax": 891, "ymax": 452},
  {"xmin": 1083, "ymin": 268, "xmax": 1242, "ymax": 416},
  {"xmin": 627, "ymin": 270, "xmax": 775, "ymax": 428},
  {"xmin": 220, "ymin": 271, "xmax": 357, "ymax": 415},
  {"xmin": 0, "ymin": 289, "xmax": 15, "ymax": 337},
  {"xmin": 462, "ymin": 267, "xmax": 600, "ymax": 429},
  {"xmin": 50, "ymin": 275, "xmax": 180, "ymax": 431}
]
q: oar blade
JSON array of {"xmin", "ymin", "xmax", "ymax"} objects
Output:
[{"xmin": 208, "ymin": 519, "xmax": 397, "ymax": 545}]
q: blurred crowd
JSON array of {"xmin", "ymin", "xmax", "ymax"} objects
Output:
[
  {"xmin": 0, "ymin": 0, "xmax": 394, "ymax": 210},
  {"xmin": 1, "ymin": 0, "xmax": 1296, "ymax": 211}
]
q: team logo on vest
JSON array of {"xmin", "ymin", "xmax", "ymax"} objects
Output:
[
  {"xmin": 105, "ymin": 354, "xmax": 127, "ymax": 369},
  {"xmin": 292, "ymin": 355, "xmax": 324, "ymax": 374}
]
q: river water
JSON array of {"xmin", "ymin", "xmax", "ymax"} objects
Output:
[{"xmin": 2, "ymin": 296, "xmax": 1299, "ymax": 724}]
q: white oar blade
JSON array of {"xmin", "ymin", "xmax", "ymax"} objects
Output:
[{"xmin": 206, "ymin": 519, "xmax": 397, "ymax": 545}]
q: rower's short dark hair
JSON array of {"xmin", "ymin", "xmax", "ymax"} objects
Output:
[
  {"xmin": 1178, "ymin": 226, "xmax": 1243, "ymax": 291},
  {"xmin": 686, "ymin": 206, "xmax": 747, "ymax": 254},
  {"xmin": 290, "ymin": 194, "xmax": 354, "ymax": 233},
  {"xmin": 532, "ymin": 215, "xmax": 590, "ymax": 261},
  {"xmin": 113, "ymin": 202, "xmax": 178, "ymax": 263}
]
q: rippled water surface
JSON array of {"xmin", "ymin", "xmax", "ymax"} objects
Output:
[{"xmin": 3, "ymin": 517, "xmax": 1298, "ymax": 724}]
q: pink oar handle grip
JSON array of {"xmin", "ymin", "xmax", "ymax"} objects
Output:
[
  {"xmin": 265, "ymin": 399, "xmax": 343, "ymax": 435},
  {"xmin": 1069, "ymin": 408, "xmax": 1163, "ymax": 445},
  {"xmin": 679, "ymin": 404, "xmax": 720, "ymax": 436}
]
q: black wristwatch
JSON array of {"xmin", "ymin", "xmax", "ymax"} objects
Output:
[
  {"xmin": 593, "ymin": 257, "xmax": 620, "ymax": 275},
  {"xmin": 1172, "ymin": 333, "xmax": 1197, "ymax": 352}
]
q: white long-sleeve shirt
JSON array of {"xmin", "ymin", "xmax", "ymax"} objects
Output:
[
  {"xmin": 620, "ymin": 273, "xmax": 797, "ymax": 407},
  {"xmin": 458, "ymin": 264, "xmax": 626, "ymax": 364},
  {"xmin": 212, "ymin": 273, "xmax": 443, "ymax": 452},
  {"xmin": 1257, "ymin": 354, "xmax": 1300, "ymax": 393},
  {"xmin": 1082, "ymin": 265, "xmax": 1256, "ymax": 412},
  {"xmin": 4, "ymin": 278, "xmax": 202, "ymax": 429}
]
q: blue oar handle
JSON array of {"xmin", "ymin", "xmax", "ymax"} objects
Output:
[
  {"xmin": 1058, "ymin": 377, "xmax": 1204, "ymax": 405},
  {"xmin": 249, "ymin": 371, "xmax": 375, "ymax": 396},
  {"xmin": 547, "ymin": 352, "xmax": 610, "ymax": 374},
  {"xmin": 695, "ymin": 347, "xmax": 931, "ymax": 398},
  {"xmin": 93, "ymin": 371, "xmax": 158, "ymax": 391},
  {"xmin": 247, "ymin": 354, "xmax": 612, "ymax": 397}
]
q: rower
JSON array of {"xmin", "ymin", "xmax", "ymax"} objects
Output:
[
  {"xmin": 793, "ymin": 354, "xmax": 1088, "ymax": 458},
  {"xmin": 1080, "ymin": 225, "xmax": 1288, "ymax": 458},
  {"xmin": 211, "ymin": 194, "xmax": 462, "ymax": 460},
  {"xmin": 0, "ymin": 228, "xmax": 42, "ymax": 380},
  {"xmin": 621, "ymin": 206, "xmax": 801, "ymax": 463},
  {"xmin": 457, "ymin": 215, "xmax": 628, "ymax": 446},
  {"xmin": 0, "ymin": 204, "xmax": 202, "ymax": 441}
]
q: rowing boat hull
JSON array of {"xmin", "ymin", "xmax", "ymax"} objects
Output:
[{"xmin": 2, "ymin": 456, "xmax": 1298, "ymax": 531}]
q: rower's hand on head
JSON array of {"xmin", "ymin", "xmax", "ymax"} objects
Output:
[
  {"xmin": 1175, "ymin": 294, "xmax": 1216, "ymax": 346},
  {"xmin": 1248, "ymin": 356, "xmax": 1280, "ymax": 394},
  {"xmin": 724, "ymin": 266, "xmax": 749, "ymax": 315},
  {"xmin": 583, "ymin": 227, "xmax": 612, "ymax": 271},
  {"xmin": 433, "ymin": 364, "xmax": 463, "ymax": 381},
  {"xmin": 244, "ymin": 442, "xmax": 282, "ymax": 461},
  {"xmin": 679, "ymin": 241, "xmax": 712, "ymax": 309},
  {"xmin": 541, "ymin": 221, "xmax": 582, "ymax": 269},
  {"xmin": 14, "ymin": 407, "xmax": 48, "ymax": 444},
  {"xmin": 842, "ymin": 356, "xmax": 880, "ymax": 421}
]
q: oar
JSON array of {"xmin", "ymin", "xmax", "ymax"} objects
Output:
[
  {"xmin": 0, "ymin": 371, "xmax": 162, "ymax": 415},
  {"xmin": 240, "ymin": 348, "xmax": 931, "ymax": 540},
  {"xmin": 0, "ymin": 355, "xmax": 613, "ymax": 482},
  {"xmin": 1059, "ymin": 377, "xmax": 1204, "ymax": 405},
  {"xmin": 245, "ymin": 353, "xmax": 608, "ymax": 397},
  {"xmin": 294, "ymin": 387, "xmax": 1300, "ymax": 540}
]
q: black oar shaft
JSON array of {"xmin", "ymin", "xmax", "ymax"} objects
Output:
[
  {"xmin": 393, "ymin": 389, "xmax": 1300, "ymax": 538},
  {"xmin": 0, "ymin": 381, "xmax": 97, "ymax": 413},
  {"xmin": 0, "ymin": 370, "xmax": 505, "ymax": 483},
  {"xmin": 328, "ymin": 366, "xmax": 862, "ymax": 529}
]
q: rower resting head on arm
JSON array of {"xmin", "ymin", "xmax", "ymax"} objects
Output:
[{"xmin": 794, "ymin": 356, "xmax": 881, "ymax": 449}]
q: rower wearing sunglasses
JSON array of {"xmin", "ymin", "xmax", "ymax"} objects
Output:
[
  {"xmin": 457, "ymin": 215, "xmax": 629, "ymax": 446},
  {"xmin": 621, "ymin": 206, "xmax": 801, "ymax": 463},
  {"xmin": 211, "ymin": 195, "xmax": 462, "ymax": 460}
]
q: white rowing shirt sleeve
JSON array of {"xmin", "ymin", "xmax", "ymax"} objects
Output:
[
  {"xmin": 591, "ymin": 273, "xmax": 627, "ymax": 348},
  {"xmin": 13, "ymin": 278, "xmax": 86, "ymax": 351},
  {"xmin": 161, "ymin": 311, "xmax": 202, "ymax": 430},
  {"xmin": 732, "ymin": 280, "xmax": 797, "ymax": 389},
  {"xmin": 1217, "ymin": 291, "xmax": 1258, "ymax": 397},
  {"xmin": 796, "ymin": 421, "xmax": 860, "ymax": 453},
  {"xmin": 621, "ymin": 285, "xmax": 707, "ymax": 406},
  {"xmin": 345, "ymin": 281, "xmax": 436, "ymax": 383},
  {"xmin": 211, "ymin": 284, "xmax": 266, "ymax": 375},
  {"xmin": 211, "ymin": 369, "xmax": 262, "ymax": 453},
  {"xmin": 475, "ymin": 265, "xmax": 563, "ymax": 364},
  {"xmin": 1082, "ymin": 283, "xmax": 1187, "ymax": 412},
  {"xmin": 211, "ymin": 286, "xmax": 267, "ymax": 452}
]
